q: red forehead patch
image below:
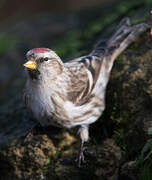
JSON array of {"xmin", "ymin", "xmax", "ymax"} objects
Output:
[{"xmin": 32, "ymin": 48, "xmax": 50, "ymax": 53}]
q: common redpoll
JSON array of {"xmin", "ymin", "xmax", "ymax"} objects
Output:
[{"xmin": 23, "ymin": 18, "xmax": 148, "ymax": 166}]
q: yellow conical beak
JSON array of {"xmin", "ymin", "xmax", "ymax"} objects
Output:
[{"xmin": 23, "ymin": 60, "xmax": 37, "ymax": 69}]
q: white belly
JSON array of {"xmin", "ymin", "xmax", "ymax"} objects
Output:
[{"xmin": 27, "ymin": 85, "xmax": 55, "ymax": 126}]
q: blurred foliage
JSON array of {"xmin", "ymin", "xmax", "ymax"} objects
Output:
[
  {"xmin": 137, "ymin": 128, "xmax": 152, "ymax": 180},
  {"xmin": 0, "ymin": 33, "xmax": 18, "ymax": 55},
  {"xmin": 54, "ymin": 0, "xmax": 151, "ymax": 60},
  {"xmin": 54, "ymin": 30, "xmax": 85, "ymax": 59}
]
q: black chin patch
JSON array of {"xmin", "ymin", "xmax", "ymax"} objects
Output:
[{"xmin": 28, "ymin": 69, "xmax": 40, "ymax": 80}]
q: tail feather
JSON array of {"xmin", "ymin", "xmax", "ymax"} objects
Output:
[
  {"xmin": 108, "ymin": 22, "xmax": 149, "ymax": 62},
  {"xmin": 91, "ymin": 17, "xmax": 149, "ymax": 61},
  {"xmin": 91, "ymin": 18, "xmax": 148, "ymax": 97}
]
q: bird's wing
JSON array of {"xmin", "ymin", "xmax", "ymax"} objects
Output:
[
  {"xmin": 65, "ymin": 55, "xmax": 104, "ymax": 105},
  {"xmin": 64, "ymin": 18, "xmax": 148, "ymax": 105}
]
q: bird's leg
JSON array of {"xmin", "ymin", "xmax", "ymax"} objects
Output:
[
  {"xmin": 24, "ymin": 127, "xmax": 35, "ymax": 142},
  {"xmin": 22, "ymin": 122, "xmax": 42, "ymax": 142},
  {"xmin": 76, "ymin": 125, "xmax": 89, "ymax": 167},
  {"xmin": 76, "ymin": 140, "xmax": 86, "ymax": 167}
]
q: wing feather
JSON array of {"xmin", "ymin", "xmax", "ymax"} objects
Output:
[{"xmin": 65, "ymin": 55, "xmax": 103, "ymax": 104}]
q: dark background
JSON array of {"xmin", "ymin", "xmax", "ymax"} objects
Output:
[{"xmin": 0, "ymin": 0, "xmax": 115, "ymax": 20}]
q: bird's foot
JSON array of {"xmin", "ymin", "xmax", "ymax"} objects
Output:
[{"xmin": 23, "ymin": 127, "xmax": 35, "ymax": 143}]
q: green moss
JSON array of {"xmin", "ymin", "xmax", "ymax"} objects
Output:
[
  {"xmin": 140, "ymin": 163, "xmax": 152, "ymax": 180},
  {"xmin": 51, "ymin": 151, "xmax": 60, "ymax": 160},
  {"xmin": 138, "ymin": 151, "xmax": 152, "ymax": 180},
  {"xmin": 137, "ymin": 128, "xmax": 152, "ymax": 180}
]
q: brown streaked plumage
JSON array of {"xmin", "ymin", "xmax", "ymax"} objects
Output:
[{"xmin": 23, "ymin": 18, "xmax": 148, "ymax": 166}]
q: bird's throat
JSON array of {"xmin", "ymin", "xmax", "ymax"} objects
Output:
[{"xmin": 28, "ymin": 69, "xmax": 40, "ymax": 80}]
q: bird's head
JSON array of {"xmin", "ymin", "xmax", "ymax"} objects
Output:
[{"xmin": 24, "ymin": 48, "xmax": 63, "ymax": 80}]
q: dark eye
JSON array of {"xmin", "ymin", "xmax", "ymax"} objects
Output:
[{"xmin": 44, "ymin": 57, "xmax": 49, "ymax": 61}]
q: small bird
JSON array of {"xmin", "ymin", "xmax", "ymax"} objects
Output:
[{"xmin": 23, "ymin": 18, "xmax": 148, "ymax": 166}]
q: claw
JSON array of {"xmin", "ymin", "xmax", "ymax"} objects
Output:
[
  {"xmin": 23, "ymin": 127, "xmax": 35, "ymax": 142},
  {"xmin": 21, "ymin": 123, "xmax": 41, "ymax": 143}
]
